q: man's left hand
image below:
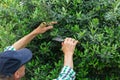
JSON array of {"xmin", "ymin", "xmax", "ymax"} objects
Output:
[{"xmin": 33, "ymin": 21, "xmax": 57, "ymax": 35}]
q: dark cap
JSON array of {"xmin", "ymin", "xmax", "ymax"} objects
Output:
[{"xmin": 0, "ymin": 48, "xmax": 32, "ymax": 76}]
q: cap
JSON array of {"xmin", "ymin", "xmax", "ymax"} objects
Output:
[{"xmin": 0, "ymin": 48, "xmax": 32, "ymax": 76}]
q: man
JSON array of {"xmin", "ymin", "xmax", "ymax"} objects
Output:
[{"xmin": 0, "ymin": 21, "xmax": 78, "ymax": 80}]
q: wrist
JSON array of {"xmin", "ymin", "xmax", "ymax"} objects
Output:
[
  {"xmin": 64, "ymin": 54, "xmax": 73, "ymax": 64},
  {"xmin": 28, "ymin": 31, "xmax": 38, "ymax": 39},
  {"xmin": 64, "ymin": 52, "xmax": 74, "ymax": 56},
  {"xmin": 64, "ymin": 54, "xmax": 73, "ymax": 59},
  {"xmin": 31, "ymin": 30, "xmax": 40, "ymax": 36}
]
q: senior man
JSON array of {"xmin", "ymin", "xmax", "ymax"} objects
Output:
[{"xmin": 0, "ymin": 22, "xmax": 78, "ymax": 80}]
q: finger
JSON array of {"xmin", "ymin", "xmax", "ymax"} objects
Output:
[
  {"xmin": 66, "ymin": 38, "xmax": 70, "ymax": 42},
  {"xmin": 64, "ymin": 38, "xmax": 69, "ymax": 43},
  {"xmin": 74, "ymin": 40, "xmax": 79, "ymax": 45},
  {"xmin": 67, "ymin": 38, "xmax": 75, "ymax": 43},
  {"xmin": 69, "ymin": 38, "xmax": 73, "ymax": 41},
  {"xmin": 71, "ymin": 38, "xmax": 75, "ymax": 42},
  {"xmin": 48, "ymin": 21, "xmax": 57, "ymax": 25},
  {"xmin": 50, "ymin": 21, "xmax": 57, "ymax": 24},
  {"xmin": 46, "ymin": 26, "xmax": 53, "ymax": 30}
]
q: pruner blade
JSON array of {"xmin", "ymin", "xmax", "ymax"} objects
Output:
[{"xmin": 52, "ymin": 37, "xmax": 64, "ymax": 42}]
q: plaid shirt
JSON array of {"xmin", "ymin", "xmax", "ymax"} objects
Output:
[{"xmin": 4, "ymin": 46, "xmax": 76, "ymax": 80}]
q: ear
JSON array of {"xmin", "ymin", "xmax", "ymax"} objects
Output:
[
  {"xmin": 14, "ymin": 70, "xmax": 20, "ymax": 79},
  {"xmin": 62, "ymin": 42, "xmax": 64, "ymax": 46}
]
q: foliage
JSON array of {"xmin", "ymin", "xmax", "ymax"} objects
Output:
[{"xmin": 0, "ymin": 0, "xmax": 120, "ymax": 80}]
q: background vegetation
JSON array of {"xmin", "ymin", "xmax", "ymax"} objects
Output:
[{"xmin": 0, "ymin": 0, "xmax": 120, "ymax": 80}]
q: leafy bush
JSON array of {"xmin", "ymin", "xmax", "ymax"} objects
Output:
[{"xmin": 0, "ymin": 0, "xmax": 120, "ymax": 80}]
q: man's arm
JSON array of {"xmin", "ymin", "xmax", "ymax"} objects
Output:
[
  {"xmin": 12, "ymin": 22, "xmax": 57, "ymax": 50},
  {"xmin": 62, "ymin": 38, "xmax": 78, "ymax": 69},
  {"xmin": 56, "ymin": 38, "xmax": 78, "ymax": 80}
]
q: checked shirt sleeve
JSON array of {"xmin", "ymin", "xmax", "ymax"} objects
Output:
[
  {"xmin": 55, "ymin": 66, "xmax": 76, "ymax": 80},
  {"xmin": 4, "ymin": 46, "xmax": 16, "ymax": 51}
]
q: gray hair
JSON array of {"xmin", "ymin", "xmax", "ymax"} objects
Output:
[{"xmin": 0, "ymin": 75, "xmax": 14, "ymax": 80}]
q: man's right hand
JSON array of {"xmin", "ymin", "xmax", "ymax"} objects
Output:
[{"xmin": 62, "ymin": 38, "xmax": 78, "ymax": 56}]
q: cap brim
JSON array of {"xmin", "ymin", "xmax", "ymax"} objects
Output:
[{"xmin": 15, "ymin": 48, "xmax": 32, "ymax": 66}]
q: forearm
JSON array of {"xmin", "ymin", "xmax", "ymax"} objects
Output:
[
  {"xmin": 56, "ymin": 54, "xmax": 75, "ymax": 80},
  {"xmin": 12, "ymin": 31, "xmax": 37, "ymax": 50},
  {"xmin": 64, "ymin": 54, "xmax": 73, "ymax": 69},
  {"xmin": 11, "ymin": 21, "xmax": 56, "ymax": 50}
]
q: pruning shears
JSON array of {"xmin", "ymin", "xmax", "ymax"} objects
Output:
[
  {"xmin": 52, "ymin": 37, "xmax": 64, "ymax": 42},
  {"xmin": 52, "ymin": 36, "xmax": 80, "ymax": 44}
]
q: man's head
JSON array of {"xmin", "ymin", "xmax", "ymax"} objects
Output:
[{"xmin": 0, "ymin": 48, "xmax": 32, "ymax": 80}]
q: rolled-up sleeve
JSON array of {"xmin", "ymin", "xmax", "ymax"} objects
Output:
[
  {"xmin": 4, "ymin": 46, "xmax": 16, "ymax": 51},
  {"xmin": 55, "ymin": 66, "xmax": 76, "ymax": 80}
]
